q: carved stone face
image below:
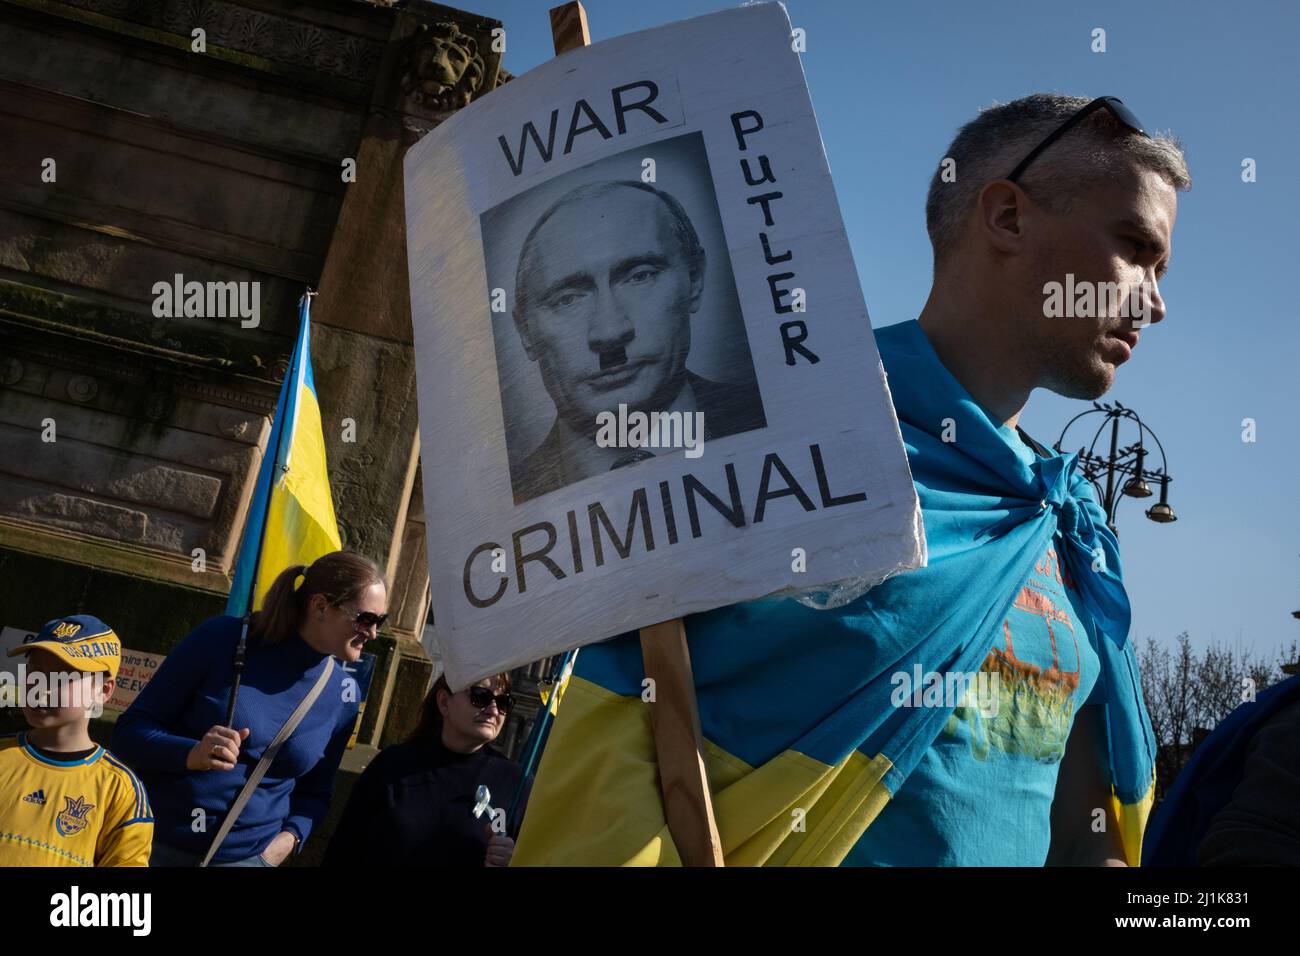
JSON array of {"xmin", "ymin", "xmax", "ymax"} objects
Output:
[
  {"xmin": 415, "ymin": 35, "xmax": 472, "ymax": 92},
  {"xmin": 401, "ymin": 24, "xmax": 485, "ymax": 112}
]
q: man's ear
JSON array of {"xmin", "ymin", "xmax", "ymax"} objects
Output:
[
  {"xmin": 437, "ymin": 687, "xmax": 453, "ymax": 719},
  {"xmin": 98, "ymin": 674, "xmax": 115, "ymax": 704},
  {"xmin": 686, "ymin": 249, "xmax": 706, "ymax": 314},
  {"xmin": 977, "ymin": 180, "xmax": 1029, "ymax": 256},
  {"xmin": 512, "ymin": 307, "xmax": 541, "ymax": 361}
]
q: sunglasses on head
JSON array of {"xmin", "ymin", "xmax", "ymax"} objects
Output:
[
  {"xmin": 468, "ymin": 685, "xmax": 514, "ymax": 715},
  {"xmin": 1006, "ymin": 96, "xmax": 1147, "ymax": 183}
]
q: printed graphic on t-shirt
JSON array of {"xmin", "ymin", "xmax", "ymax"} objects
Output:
[
  {"xmin": 944, "ymin": 543, "xmax": 1090, "ymax": 763},
  {"xmin": 55, "ymin": 795, "xmax": 96, "ymax": 837}
]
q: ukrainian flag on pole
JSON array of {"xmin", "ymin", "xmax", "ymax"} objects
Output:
[{"xmin": 226, "ymin": 292, "xmax": 341, "ymax": 617}]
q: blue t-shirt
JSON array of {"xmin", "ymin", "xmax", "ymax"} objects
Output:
[{"xmin": 846, "ymin": 428, "xmax": 1103, "ymax": 866}]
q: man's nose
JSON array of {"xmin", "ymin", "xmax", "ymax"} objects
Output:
[
  {"xmin": 587, "ymin": 286, "xmax": 635, "ymax": 352},
  {"xmin": 1144, "ymin": 273, "xmax": 1166, "ymax": 326}
]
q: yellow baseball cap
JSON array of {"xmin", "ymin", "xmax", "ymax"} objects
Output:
[{"xmin": 7, "ymin": 615, "xmax": 121, "ymax": 680}]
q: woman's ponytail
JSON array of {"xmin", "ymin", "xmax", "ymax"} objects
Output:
[{"xmin": 249, "ymin": 564, "xmax": 309, "ymax": 646}]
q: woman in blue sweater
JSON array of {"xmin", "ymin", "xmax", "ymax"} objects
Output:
[{"xmin": 112, "ymin": 551, "xmax": 387, "ymax": 866}]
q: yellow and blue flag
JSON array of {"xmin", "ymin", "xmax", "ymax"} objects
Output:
[
  {"xmin": 507, "ymin": 648, "xmax": 579, "ymax": 825},
  {"xmin": 537, "ymin": 649, "xmax": 577, "ymax": 715},
  {"xmin": 226, "ymin": 293, "xmax": 341, "ymax": 618}
]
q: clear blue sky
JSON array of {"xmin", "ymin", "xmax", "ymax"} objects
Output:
[{"xmin": 468, "ymin": 0, "xmax": 1300, "ymax": 660}]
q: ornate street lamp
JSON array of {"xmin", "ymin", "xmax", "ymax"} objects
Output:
[{"xmin": 1053, "ymin": 401, "xmax": 1176, "ymax": 536}]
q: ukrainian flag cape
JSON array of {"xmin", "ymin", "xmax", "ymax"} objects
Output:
[
  {"xmin": 513, "ymin": 319, "xmax": 1155, "ymax": 866},
  {"xmin": 226, "ymin": 295, "xmax": 341, "ymax": 617}
]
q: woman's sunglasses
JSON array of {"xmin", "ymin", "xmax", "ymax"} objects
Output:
[
  {"xmin": 468, "ymin": 686, "xmax": 514, "ymax": 715},
  {"xmin": 339, "ymin": 605, "xmax": 388, "ymax": 631}
]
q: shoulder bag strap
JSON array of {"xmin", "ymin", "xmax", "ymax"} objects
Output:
[{"xmin": 200, "ymin": 657, "xmax": 336, "ymax": 867}]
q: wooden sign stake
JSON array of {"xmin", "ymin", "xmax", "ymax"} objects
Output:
[
  {"xmin": 547, "ymin": 0, "xmax": 725, "ymax": 867},
  {"xmin": 637, "ymin": 617, "xmax": 725, "ymax": 866},
  {"xmin": 549, "ymin": 0, "xmax": 590, "ymax": 54}
]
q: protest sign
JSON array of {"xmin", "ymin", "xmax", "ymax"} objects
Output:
[
  {"xmin": 0, "ymin": 626, "xmax": 38, "ymax": 677},
  {"xmin": 105, "ymin": 648, "xmax": 164, "ymax": 713},
  {"xmin": 0, "ymin": 626, "xmax": 38, "ymax": 708},
  {"xmin": 405, "ymin": 2, "xmax": 925, "ymax": 688}
]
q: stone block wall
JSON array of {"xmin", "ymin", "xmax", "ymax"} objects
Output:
[{"xmin": 0, "ymin": 0, "xmax": 509, "ymax": 744}]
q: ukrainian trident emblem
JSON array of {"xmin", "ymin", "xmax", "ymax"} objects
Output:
[{"xmin": 55, "ymin": 795, "xmax": 95, "ymax": 837}]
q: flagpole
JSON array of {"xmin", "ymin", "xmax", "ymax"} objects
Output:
[
  {"xmin": 223, "ymin": 288, "xmax": 315, "ymax": 727},
  {"xmin": 507, "ymin": 647, "xmax": 576, "ymax": 823}
]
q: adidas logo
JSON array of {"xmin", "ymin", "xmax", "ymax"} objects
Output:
[{"xmin": 23, "ymin": 789, "xmax": 46, "ymax": 805}]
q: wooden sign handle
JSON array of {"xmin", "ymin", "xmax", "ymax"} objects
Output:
[
  {"xmin": 549, "ymin": 0, "xmax": 591, "ymax": 54},
  {"xmin": 545, "ymin": 0, "xmax": 723, "ymax": 866}
]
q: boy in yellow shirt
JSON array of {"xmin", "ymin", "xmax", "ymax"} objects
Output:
[{"xmin": 0, "ymin": 614, "xmax": 152, "ymax": 866}]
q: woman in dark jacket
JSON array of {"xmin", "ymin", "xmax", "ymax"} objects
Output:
[
  {"xmin": 112, "ymin": 551, "xmax": 387, "ymax": 866},
  {"xmin": 324, "ymin": 669, "xmax": 529, "ymax": 867}
]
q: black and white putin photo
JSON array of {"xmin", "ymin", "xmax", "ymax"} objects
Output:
[{"xmin": 483, "ymin": 133, "xmax": 767, "ymax": 505}]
